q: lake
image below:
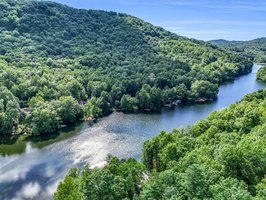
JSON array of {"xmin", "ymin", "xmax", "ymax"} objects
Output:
[{"xmin": 0, "ymin": 64, "xmax": 265, "ymax": 200}]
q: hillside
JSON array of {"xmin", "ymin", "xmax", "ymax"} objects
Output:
[
  {"xmin": 0, "ymin": 0, "xmax": 253, "ymax": 136},
  {"xmin": 209, "ymin": 39, "xmax": 241, "ymax": 46},
  {"xmin": 55, "ymin": 89, "xmax": 266, "ymax": 200},
  {"xmin": 209, "ymin": 39, "xmax": 242, "ymax": 46},
  {"xmin": 210, "ymin": 38, "xmax": 266, "ymax": 63},
  {"xmin": 257, "ymin": 66, "xmax": 266, "ymax": 81}
]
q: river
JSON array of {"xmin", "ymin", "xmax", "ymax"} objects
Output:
[{"xmin": 0, "ymin": 64, "xmax": 265, "ymax": 200}]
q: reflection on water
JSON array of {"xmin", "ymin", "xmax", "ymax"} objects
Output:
[
  {"xmin": 0, "ymin": 122, "xmax": 85, "ymax": 157},
  {"xmin": 0, "ymin": 65, "xmax": 265, "ymax": 200}
]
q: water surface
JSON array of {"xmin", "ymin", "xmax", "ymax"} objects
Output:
[{"xmin": 0, "ymin": 64, "xmax": 265, "ymax": 200}]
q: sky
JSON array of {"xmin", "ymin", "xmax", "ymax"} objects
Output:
[{"xmin": 53, "ymin": 0, "xmax": 266, "ymax": 41}]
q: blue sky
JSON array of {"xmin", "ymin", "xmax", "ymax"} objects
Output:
[{"xmin": 53, "ymin": 0, "xmax": 266, "ymax": 41}]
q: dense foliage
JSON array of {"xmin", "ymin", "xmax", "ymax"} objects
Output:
[
  {"xmin": 55, "ymin": 158, "xmax": 145, "ymax": 200},
  {"xmin": 0, "ymin": 0, "xmax": 253, "ymax": 135},
  {"xmin": 55, "ymin": 89, "xmax": 266, "ymax": 199},
  {"xmin": 0, "ymin": 86, "xmax": 20, "ymax": 135},
  {"xmin": 210, "ymin": 38, "xmax": 266, "ymax": 63},
  {"xmin": 257, "ymin": 66, "xmax": 266, "ymax": 82}
]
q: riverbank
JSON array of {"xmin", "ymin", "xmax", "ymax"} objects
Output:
[
  {"xmin": 0, "ymin": 64, "xmax": 259, "ymax": 143},
  {"xmin": 0, "ymin": 64, "xmax": 265, "ymax": 200},
  {"xmin": 54, "ymin": 89, "xmax": 266, "ymax": 199}
]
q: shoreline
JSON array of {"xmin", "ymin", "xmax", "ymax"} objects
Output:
[{"xmin": 0, "ymin": 64, "xmax": 260, "ymax": 143}]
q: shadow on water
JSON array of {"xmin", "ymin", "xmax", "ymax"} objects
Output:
[
  {"xmin": 0, "ymin": 136, "xmax": 27, "ymax": 156},
  {"xmin": 0, "ymin": 135, "xmax": 20, "ymax": 145},
  {"xmin": 0, "ymin": 121, "xmax": 86, "ymax": 156},
  {"xmin": 26, "ymin": 121, "xmax": 84, "ymax": 143},
  {"xmin": 27, "ymin": 121, "xmax": 89, "ymax": 149}
]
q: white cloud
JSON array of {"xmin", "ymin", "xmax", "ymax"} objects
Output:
[
  {"xmin": 44, "ymin": 164, "xmax": 56, "ymax": 178},
  {"xmin": 13, "ymin": 182, "xmax": 41, "ymax": 200},
  {"xmin": 0, "ymin": 144, "xmax": 37, "ymax": 183},
  {"xmin": 45, "ymin": 180, "xmax": 61, "ymax": 196}
]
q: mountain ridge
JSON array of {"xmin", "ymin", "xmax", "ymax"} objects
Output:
[
  {"xmin": 209, "ymin": 38, "xmax": 266, "ymax": 62},
  {"xmin": 0, "ymin": 0, "xmax": 253, "ymax": 136}
]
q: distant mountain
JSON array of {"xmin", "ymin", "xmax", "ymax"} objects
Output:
[
  {"xmin": 209, "ymin": 39, "xmax": 241, "ymax": 46},
  {"xmin": 209, "ymin": 38, "xmax": 266, "ymax": 63}
]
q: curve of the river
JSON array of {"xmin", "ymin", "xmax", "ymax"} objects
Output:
[{"xmin": 0, "ymin": 64, "xmax": 265, "ymax": 200}]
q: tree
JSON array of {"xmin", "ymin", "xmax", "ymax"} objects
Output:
[
  {"xmin": 150, "ymin": 87, "xmax": 162, "ymax": 109},
  {"xmin": 54, "ymin": 176, "xmax": 82, "ymax": 200},
  {"xmin": 84, "ymin": 97, "xmax": 103, "ymax": 118},
  {"xmin": 190, "ymin": 80, "xmax": 218, "ymax": 99},
  {"xmin": 96, "ymin": 91, "xmax": 112, "ymax": 115},
  {"xmin": 4, "ymin": 100, "xmax": 20, "ymax": 133},
  {"xmin": 27, "ymin": 103, "xmax": 60, "ymax": 135},
  {"xmin": 0, "ymin": 87, "xmax": 20, "ymax": 135},
  {"xmin": 55, "ymin": 96, "xmax": 83, "ymax": 125},
  {"xmin": 180, "ymin": 164, "xmax": 218, "ymax": 199},
  {"xmin": 136, "ymin": 84, "xmax": 161, "ymax": 110},
  {"xmin": 218, "ymin": 134, "xmax": 266, "ymax": 186},
  {"xmin": 210, "ymin": 178, "xmax": 252, "ymax": 200},
  {"xmin": 0, "ymin": 0, "xmax": 255, "ymax": 139},
  {"xmin": 67, "ymin": 80, "xmax": 86, "ymax": 101},
  {"xmin": 120, "ymin": 94, "xmax": 138, "ymax": 112},
  {"xmin": 55, "ymin": 158, "xmax": 144, "ymax": 200},
  {"xmin": 256, "ymin": 66, "xmax": 266, "ymax": 81},
  {"xmin": 55, "ymin": 90, "xmax": 266, "ymax": 199},
  {"xmin": 87, "ymin": 81, "xmax": 108, "ymax": 98},
  {"xmin": 254, "ymin": 176, "xmax": 266, "ymax": 199},
  {"xmin": 111, "ymin": 84, "xmax": 126, "ymax": 103}
]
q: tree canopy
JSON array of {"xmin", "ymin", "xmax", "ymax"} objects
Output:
[
  {"xmin": 257, "ymin": 66, "xmax": 266, "ymax": 82},
  {"xmin": 56, "ymin": 89, "xmax": 266, "ymax": 199},
  {"xmin": 0, "ymin": 0, "xmax": 253, "ymax": 135}
]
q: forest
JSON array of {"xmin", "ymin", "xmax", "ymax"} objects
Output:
[
  {"xmin": 0, "ymin": 0, "xmax": 265, "ymax": 199},
  {"xmin": 0, "ymin": 0, "xmax": 253, "ymax": 136},
  {"xmin": 257, "ymin": 66, "xmax": 266, "ymax": 82},
  {"xmin": 210, "ymin": 38, "xmax": 266, "ymax": 63},
  {"xmin": 55, "ymin": 89, "xmax": 266, "ymax": 200}
]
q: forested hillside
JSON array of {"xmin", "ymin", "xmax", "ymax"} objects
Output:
[
  {"xmin": 210, "ymin": 38, "xmax": 266, "ymax": 63},
  {"xmin": 0, "ymin": 0, "xmax": 253, "ymax": 136},
  {"xmin": 55, "ymin": 89, "xmax": 266, "ymax": 200},
  {"xmin": 257, "ymin": 66, "xmax": 266, "ymax": 82}
]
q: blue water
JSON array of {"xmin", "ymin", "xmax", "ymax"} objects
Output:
[{"xmin": 0, "ymin": 64, "xmax": 265, "ymax": 200}]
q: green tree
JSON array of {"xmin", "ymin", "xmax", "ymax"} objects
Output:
[
  {"xmin": 256, "ymin": 66, "xmax": 266, "ymax": 81},
  {"xmin": 55, "ymin": 96, "xmax": 83, "ymax": 125},
  {"xmin": 84, "ymin": 97, "xmax": 103, "ymax": 118},
  {"xmin": 0, "ymin": 0, "xmax": 255, "ymax": 138},
  {"xmin": 67, "ymin": 80, "xmax": 86, "ymax": 101},
  {"xmin": 254, "ymin": 176, "xmax": 266, "ymax": 199},
  {"xmin": 120, "ymin": 94, "xmax": 138, "ymax": 112},
  {"xmin": 190, "ymin": 80, "xmax": 218, "ymax": 99},
  {"xmin": 54, "ymin": 176, "xmax": 82, "ymax": 200},
  {"xmin": 96, "ymin": 91, "xmax": 112, "ymax": 115},
  {"xmin": 0, "ymin": 87, "xmax": 20, "ymax": 135},
  {"xmin": 27, "ymin": 103, "xmax": 60, "ymax": 135},
  {"xmin": 210, "ymin": 178, "xmax": 252, "ymax": 200}
]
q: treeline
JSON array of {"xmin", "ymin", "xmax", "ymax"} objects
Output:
[
  {"xmin": 257, "ymin": 66, "xmax": 266, "ymax": 82},
  {"xmin": 0, "ymin": 0, "xmax": 253, "ymax": 136},
  {"xmin": 55, "ymin": 89, "xmax": 266, "ymax": 200},
  {"xmin": 210, "ymin": 38, "xmax": 266, "ymax": 63}
]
